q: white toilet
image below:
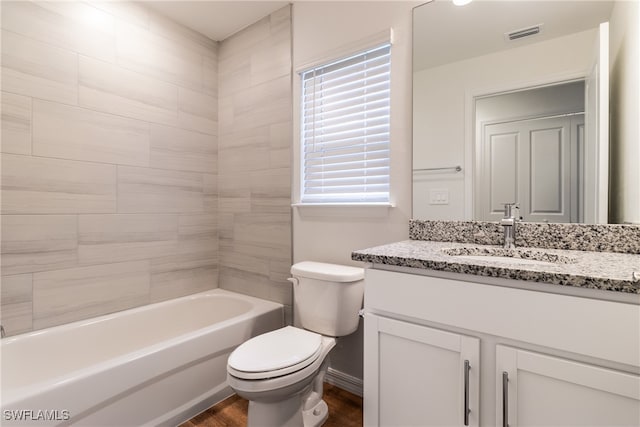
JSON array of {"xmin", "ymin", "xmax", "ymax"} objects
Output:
[{"xmin": 226, "ymin": 261, "xmax": 365, "ymax": 427}]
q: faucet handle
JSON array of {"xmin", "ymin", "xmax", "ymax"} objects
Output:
[{"xmin": 502, "ymin": 202, "xmax": 519, "ymax": 217}]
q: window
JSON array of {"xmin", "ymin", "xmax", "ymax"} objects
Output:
[{"xmin": 300, "ymin": 43, "xmax": 391, "ymax": 204}]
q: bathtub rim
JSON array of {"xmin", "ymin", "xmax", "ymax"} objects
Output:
[{"xmin": 1, "ymin": 289, "xmax": 284, "ymax": 406}]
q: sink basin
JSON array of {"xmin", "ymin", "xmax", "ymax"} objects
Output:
[
  {"xmin": 449, "ymin": 255, "xmax": 558, "ymax": 266},
  {"xmin": 441, "ymin": 247, "xmax": 576, "ymax": 266}
]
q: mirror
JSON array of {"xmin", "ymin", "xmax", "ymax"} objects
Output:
[{"xmin": 412, "ymin": 0, "xmax": 635, "ymax": 224}]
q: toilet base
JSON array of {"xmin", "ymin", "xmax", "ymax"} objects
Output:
[
  {"xmin": 243, "ymin": 357, "xmax": 332, "ymax": 427},
  {"xmin": 247, "ymin": 393, "xmax": 303, "ymax": 427},
  {"xmin": 302, "ymin": 398, "xmax": 329, "ymax": 427},
  {"xmin": 246, "ymin": 393, "xmax": 328, "ymax": 427}
]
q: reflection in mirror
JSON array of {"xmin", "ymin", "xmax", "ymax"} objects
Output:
[
  {"xmin": 475, "ymin": 81, "xmax": 586, "ymax": 223},
  {"xmin": 412, "ymin": 0, "xmax": 640, "ymax": 224}
]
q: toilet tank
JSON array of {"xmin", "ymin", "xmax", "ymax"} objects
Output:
[{"xmin": 291, "ymin": 261, "xmax": 365, "ymax": 337}]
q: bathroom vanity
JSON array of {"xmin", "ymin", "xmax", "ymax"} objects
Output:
[{"xmin": 353, "ymin": 221, "xmax": 640, "ymax": 427}]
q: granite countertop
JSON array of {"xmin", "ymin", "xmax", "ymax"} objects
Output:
[{"xmin": 352, "ymin": 240, "xmax": 640, "ymax": 294}]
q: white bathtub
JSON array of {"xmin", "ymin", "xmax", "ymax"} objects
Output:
[{"xmin": 0, "ymin": 289, "xmax": 284, "ymax": 426}]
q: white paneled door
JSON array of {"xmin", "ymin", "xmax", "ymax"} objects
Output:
[{"xmin": 479, "ymin": 114, "xmax": 584, "ymax": 223}]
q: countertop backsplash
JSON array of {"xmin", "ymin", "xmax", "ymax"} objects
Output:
[{"xmin": 409, "ymin": 219, "xmax": 640, "ymax": 255}]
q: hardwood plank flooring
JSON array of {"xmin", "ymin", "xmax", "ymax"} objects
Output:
[{"xmin": 181, "ymin": 383, "xmax": 363, "ymax": 427}]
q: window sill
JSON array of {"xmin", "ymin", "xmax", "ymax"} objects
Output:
[{"xmin": 292, "ymin": 202, "xmax": 395, "ymax": 218}]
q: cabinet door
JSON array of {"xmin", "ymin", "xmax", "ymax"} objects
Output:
[
  {"xmin": 496, "ymin": 345, "xmax": 640, "ymax": 427},
  {"xmin": 364, "ymin": 314, "xmax": 480, "ymax": 426}
]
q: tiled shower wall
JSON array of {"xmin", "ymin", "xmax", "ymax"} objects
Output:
[
  {"xmin": 1, "ymin": 1, "xmax": 219, "ymax": 335},
  {"xmin": 217, "ymin": 7, "xmax": 293, "ymax": 318}
]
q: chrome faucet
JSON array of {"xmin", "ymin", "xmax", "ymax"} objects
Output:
[{"xmin": 501, "ymin": 203, "xmax": 520, "ymax": 249}]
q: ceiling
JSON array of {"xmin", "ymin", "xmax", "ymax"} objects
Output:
[
  {"xmin": 144, "ymin": 1, "xmax": 288, "ymax": 41},
  {"xmin": 144, "ymin": 1, "xmax": 615, "ymax": 57},
  {"xmin": 414, "ymin": 0, "xmax": 615, "ymax": 71}
]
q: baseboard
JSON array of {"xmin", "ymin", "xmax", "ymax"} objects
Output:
[{"xmin": 325, "ymin": 367, "xmax": 363, "ymax": 397}]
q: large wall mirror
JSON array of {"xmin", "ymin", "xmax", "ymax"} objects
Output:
[{"xmin": 412, "ymin": 0, "xmax": 638, "ymax": 224}]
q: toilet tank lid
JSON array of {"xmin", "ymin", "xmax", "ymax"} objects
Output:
[{"xmin": 291, "ymin": 261, "xmax": 364, "ymax": 282}]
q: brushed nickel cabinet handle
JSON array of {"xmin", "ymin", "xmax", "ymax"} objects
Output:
[
  {"xmin": 502, "ymin": 371, "xmax": 509, "ymax": 427},
  {"xmin": 463, "ymin": 359, "xmax": 470, "ymax": 426}
]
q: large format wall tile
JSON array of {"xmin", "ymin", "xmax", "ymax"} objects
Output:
[
  {"xmin": 1, "ymin": 91, "xmax": 31, "ymax": 155},
  {"xmin": 171, "ymin": 213, "xmax": 218, "ymax": 263},
  {"xmin": 79, "ymin": 56, "xmax": 178, "ymax": 125},
  {"xmin": 150, "ymin": 262, "xmax": 217, "ymax": 303},
  {"xmin": 147, "ymin": 9, "xmax": 218, "ymax": 62},
  {"xmin": 269, "ymin": 121, "xmax": 292, "ymax": 170},
  {"xmin": 149, "ymin": 124, "xmax": 216, "ymax": 173},
  {"xmin": 217, "ymin": 51, "xmax": 251, "ymax": 99},
  {"xmin": 219, "ymin": 266, "xmax": 290, "ymax": 305},
  {"xmin": 178, "ymin": 213, "xmax": 218, "ymax": 240},
  {"xmin": 231, "ymin": 213, "xmax": 291, "ymax": 253},
  {"xmin": 33, "ymin": 261, "xmax": 150, "ymax": 329},
  {"xmin": 217, "ymin": 173, "xmax": 252, "ymax": 214},
  {"xmin": 1, "ymin": 30, "xmax": 78, "ymax": 104},
  {"xmin": 250, "ymin": 168, "xmax": 292, "ymax": 213},
  {"xmin": 218, "ymin": 126, "xmax": 271, "ymax": 174},
  {"xmin": 78, "ymin": 214, "xmax": 178, "ymax": 265},
  {"xmin": 1, "ymin": 1, "xmax": 116, "ymax": 63},
  {"xmin": 218, "ymin": 15, "xmax": 270, "ymax": 68},
  {"xmin": 203, "ymin": 173, "xmax": 218, "ymax": 213},
  {"xmin": 218, "ymin": 6, "xmax": 292, "ymax": 307},
  {"xmin": 218, "ymin": 8, "xmax": 290, "ymax": 96},
  {"xmin": 249, "ymin": 11, "xmax": 291, "ymax": 87},
  {"xmin": 116, "ymin": 21, "xmax": 204, "ymax": 91},
  {"xmin": 178, "ymin": 87, "xmax": 218, "ymax": 135},
  {"xmin": 1, "ymin": 154, "xmax": 117, "ymax": 214},
  {"xmin": 1, "ymin": 274, "xmax": 33, "ymax": 335},
  {"xmin": 33, "ymin": 100, "xmax": 150, "ymax": 166},
  {"xmin": 1, "ymin": 215, "xmax": 78, "ymax": 276},
  {"xmin": 88, "ymin": 1, "xmax": 151, "ymax": 29},
  {"xmin": 220, "ymin": 75, "xmax": 291, "ymax": 135},
  {"xmin": 150, "ymin": 213, "xmax": 218, "ymax": 302},
  {"xmin": 0, "ymin": 0, "xmax": 220, "ymax": 336},
  {"xmin": 117, "ymin": 166, "xmax": 204, "ymax": 213},
  {"xmin": 203, "ymin": 56, "xmax": 218, "ymax": 97}
]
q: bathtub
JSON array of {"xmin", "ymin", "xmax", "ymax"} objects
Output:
[{"xmin": 1, "ymin": 289, "xmax": 283, "ymax": 426}]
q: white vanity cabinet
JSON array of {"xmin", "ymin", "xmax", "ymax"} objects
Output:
[
  {"xmin": 365, "ymin": 315, "xmax": 480, "ymax": 426},
  {"xmin": 363, "ymin": 267, "xmax": 640, "ymax": 427}
]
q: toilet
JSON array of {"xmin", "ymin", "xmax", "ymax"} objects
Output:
[{"xmin": 226, "ymin": 261, "xmax": 365, "ymax": 427}]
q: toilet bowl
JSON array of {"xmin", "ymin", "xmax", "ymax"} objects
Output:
[
  {"xmin": 226, "ymin": 262, "xmax": 365, "ymax": 427},
  {"xmin": 227, "ymin": 326, "xmax": 336, "ymax": 427}
]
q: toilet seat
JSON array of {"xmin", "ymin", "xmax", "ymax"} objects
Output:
[{"xmin": 228, "ymin": 326, "xmax": 323, "ymax": 380}]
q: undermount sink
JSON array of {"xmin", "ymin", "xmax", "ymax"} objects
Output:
[
  {"xmin": 449, "ymin": 255, "xmax": 558, "ymax": 266},
  {"xmin": 442, "ymin": 247, "xmax": 577, "ymax": 266}
]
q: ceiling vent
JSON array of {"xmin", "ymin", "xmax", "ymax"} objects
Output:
[{"xmin": 505, "ymin": 24, "xmax": 544, "ymax": 42}]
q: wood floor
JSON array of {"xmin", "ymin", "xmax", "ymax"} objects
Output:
[{"xmin": 180, "ymin": 383, "xmax": 363, "ymax": 427}]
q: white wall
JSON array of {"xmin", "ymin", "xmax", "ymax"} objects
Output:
[
  {"xmin": 292, "ymin": 1, "xmax": 417, "ymax": 381},
  {"xmin": 609, "ymin": 0, "xmax": 640, "ymax": 224},
  {"xmin": 413, "ymin": 28, "xmax": 598, "ymax": 220}
]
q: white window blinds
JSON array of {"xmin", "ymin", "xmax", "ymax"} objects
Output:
[{"xmin": 300, "ymin": 43, "xmax": 391, "ymax": 204}]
